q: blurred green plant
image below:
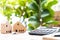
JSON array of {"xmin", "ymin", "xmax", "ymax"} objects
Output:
[
  {"xmin": 0, "ymin": 0, "xmax": 34, "ymax": 20},
  {"xmin": 28, "ymin": 0, "xmax": 58, "ymax": 30},
  {"xmin": 0, "ymin": 0, "xmax": 58, "ymax": 31}
]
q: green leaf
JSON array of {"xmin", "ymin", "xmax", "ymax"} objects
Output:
[
  {"xmin": 41, "ymin": 9, "xmax": 50, "ymax": 18},
  {"xmin": 18, "ymin": 0, "xmax": 27, "ymax": 6},
  {"xmin": 28, "ymin": 23, "xmax": 35, "ymax": 31},
  {"xmin": 41, "ymin": 0, "xmax": 58, "ymax": 25},
  {"xmin": 42, "ymin": 15, "xmax": 53, "ymax": 23},
  {"xmin": 46, "ymin": 20, "xmax": 58, "ymax": 24},
  {"xmin": 45, "ymin": 0, "xmax": 58, "ymax": 8},
  {"xmin": 28, "ymin": 2, "xmax": 39, "ymax": 13},
  {"xmin": 29, "ymin": 16, "xmax": 37, "ymax": 21},
  {"xmin": 28, "ymin": 21, "xmax": 40, "ymax": 31}
]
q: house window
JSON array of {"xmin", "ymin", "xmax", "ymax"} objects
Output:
[
  {"xmin": 19, "ymin": 30, "xmax": 21, "ymax": 32},
  {"xmin": 6, "ymin": 31, "xmax": 7, "ymax": 33},
  {"xmin": 19, "ymin": 30, "xmax": 24, "ymax": 32},
  {"xmin": 17, "ymin": 23, "xmax": 19, "ymax": 25},
  {"xmin": 9, "ymin": 30, "xmax": 11, "ymax": 33},
  {"xmin": 58, "ymin": 25, "xmax": 60, "ymax": 27},
  {"xmin": 15, "ymin": 30, "xmax": 18, "ymax": 32},
  {"xmin": 6, "ymin": 25, "xmax": 8, "ymax": 27}
]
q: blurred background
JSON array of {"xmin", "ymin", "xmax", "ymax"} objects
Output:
[{"xmin": 0, "ymin": 0, "xmax": 60, "ymax": 31}]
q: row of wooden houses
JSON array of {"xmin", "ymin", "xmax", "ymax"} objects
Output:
[
  {"xmin": 0, "ymin": 11, "xmax": 60, "ymax": 34},
  {"xmin": 0, "ymin": 21, "xmax": 26, "ymax": 34}
]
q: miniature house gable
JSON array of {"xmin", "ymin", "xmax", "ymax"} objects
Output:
[
  {"xmin": 54, "ymin": 11, "xmax": 60, "ymax": 27},
  {"xmin": 1, "ymin": 21, "xmax": 12, "ymax": 34},
  {"xmin": 13, "ymin": 21, "xmax": 26, "ymax": 33},
  {"xmin": 54, "ymin": 11, "xmax": 60, "ymax": 21}
]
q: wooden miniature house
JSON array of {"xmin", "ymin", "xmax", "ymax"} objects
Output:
[
  {"xmin": 54, "ymin": 11, "xmax": 60, "ymax": 20},
  {"xmin": 13, "ymin": 21, "xmax": 26, "ymax": 33},
  {"xmin": 53, "ymin": 11, "xmax": 60, "ymax": 27},
  {"xmin": 50, "ymin": 11, "xmax": 60, "ymax": 27},
  {"xmin": 1, "ymin": 21, "xmax": 12, "ymax": 34}
]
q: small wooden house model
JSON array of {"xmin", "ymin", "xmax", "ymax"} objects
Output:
[
  {"xmin": 13, "ymin": 21, "xmax": 26, "ymax": 33},
  {"xmin": 54, "ymin": 11, "xmax": 60, "ymax": 21},
  {"xmin": 1, "ymin": 21, "xmax": 12, "ymax": 34},
  {"xmin": 49, "ymin": 11, "xmax": 60, "ymax": 27}
]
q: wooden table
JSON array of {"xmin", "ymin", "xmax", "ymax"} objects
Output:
[
  {"xmin": 0, "ymin": 31, "xmax": 60, "ymax": 40},
  {"xmin": 43, "ymin": 32, "xmax": 60, "ymax": 40},
  {"xmin": 0, "ymin": 31, "xmax": 43, "ymax": 40}
]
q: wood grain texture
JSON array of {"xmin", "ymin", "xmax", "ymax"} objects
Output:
[
  {"xmin": 49, "ymin": 11, "xmax": 60, "ymax": 27},
  {"xmin": 13, "ymin": 21, "xmax": 26, "ymax": 33},
  {"xmin": 43, "ymin": 37, "xmax": 56, "ymax": 40},
  {"xmin": 1, "ymin": 22, "xmax": 12, "ymax": 34}
]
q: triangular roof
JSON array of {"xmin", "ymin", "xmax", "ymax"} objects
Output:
[
  {"xmin": 1, "ymin": 21, "xmax": 12, "ymax": 27},
  {"xmin": 13, "ymin": 21, "xmax": 25, "ymax": 28}
]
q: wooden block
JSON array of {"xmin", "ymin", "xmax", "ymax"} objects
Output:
[
  {"xmin": 43, "ymin": 37, "xmax": 56, "ymax": 40},
  {"xmin": 1, "ymin": 21, "xmax": 12, "ymax": 34},
  {"xmin": 13, "ymin": 21, "xmax": 26, "ymax": 33}
]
